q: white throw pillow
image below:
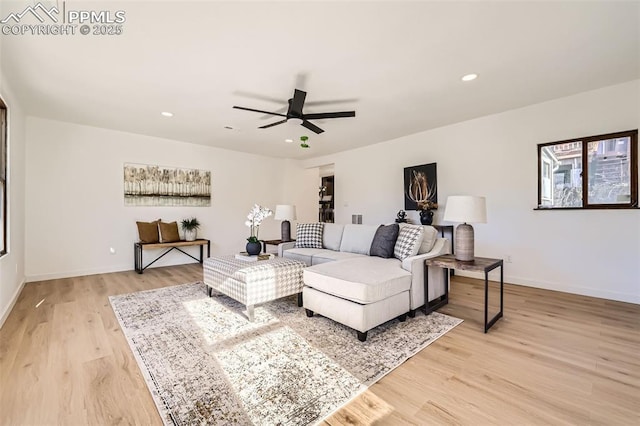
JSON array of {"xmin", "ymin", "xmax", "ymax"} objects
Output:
[
  {"xmin": 295, "ymin": 223, "xmax": 324, "ymax": 248},
  {"xmin": 322, "ymin": 223, "xmax": 345, "ymax": 251},
  {"xmin": 394, "ymin": 224, "xmax": 424, "ymax": 260},
  {"xmin": 418, "ymin": 225, "xmax": 438, "ymax": 254}
]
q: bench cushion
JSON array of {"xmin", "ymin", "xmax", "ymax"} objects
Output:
[{"xmin": 303, "ymin": 257, "xmax": 411, "ymax": 304}]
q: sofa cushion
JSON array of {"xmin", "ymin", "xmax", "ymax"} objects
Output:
[
  {"xmin": 322, "ymin": 223, "xmax": 344, "ymax": 251},
  {"xmin": 311, "ymin": 250, "xmax": 365, "ymax": 265},
  {"xmin": 304, "ymin": 257, "xmax": 411, "ymax": 304},
  {"xmin": 369, "ymin": 224, "xmax": 399, "ymax": 258},
  {"xmin": 394, "ymin": 224, "xmax": 424, "ymax": 260},
  {"xmin": 418, "ymin": 225, "xmax": 438, "ymax": 254},
  {"xmin": 283, "ymin": 248, "xmax": 327, "ymax": 266},
  {"xmin": 339, "ymin": 224, "xmax": 378, "ymax": 255},
  {"xmin": 295, "ymin": 223, "xmax": 324, "ymax": 248}
]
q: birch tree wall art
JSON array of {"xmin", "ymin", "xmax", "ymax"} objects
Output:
[{"xmin": 124, "ymin": 163, "xmax": 211, "ymax": 207}]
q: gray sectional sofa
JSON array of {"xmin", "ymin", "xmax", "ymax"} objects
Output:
[{"xmin": 278, "ymin": 223, "xmax": 450, "ymax": 341}]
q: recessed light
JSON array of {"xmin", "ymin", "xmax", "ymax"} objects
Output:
[
  {"xmin": 461, "ymin": 73, "xmax": 478, "ymax": 82},
  {"xmin": 161, "ymin": 111, "xmax": 173, "ymax": 117},
  {"xmin": 284, "ymin": 139, "xmax": 293, "ymax": 143}
]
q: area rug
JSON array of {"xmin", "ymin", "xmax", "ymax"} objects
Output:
[{"xmin": 109, "ymin": 282, "xmax": 462, "ymax": 425}]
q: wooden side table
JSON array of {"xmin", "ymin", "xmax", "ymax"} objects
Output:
[
  {"xmin": 261, "ymin": 239, "xmax": 295, "ymax": 253},
  {"xmin": 425, "ymin": 254, "xmax": 504, "ymax": 333}
]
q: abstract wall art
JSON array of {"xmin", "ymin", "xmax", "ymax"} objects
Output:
[{"xmin": 404, "ymin": 162, "xmax": 438, "ymax": 210}]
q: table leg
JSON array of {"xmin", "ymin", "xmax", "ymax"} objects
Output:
[
  {"xmin": 484, "ymin": 261, "xmax": 504, "ymax": 333},
  {"xmin": 199, "ymin": 244, "xmax": 203, "ymax": 263},
  {"xmin": 247, "ymin": 305, "xmax": 255, "ymax": 322},
  {"xmin": 484, "ymin": 270, "xmax": 489, "ymax": 333}
]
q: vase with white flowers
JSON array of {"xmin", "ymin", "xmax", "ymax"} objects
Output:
[{"xmin": 245, "ymin": 204, "xmax": 273, "ymax": 255}]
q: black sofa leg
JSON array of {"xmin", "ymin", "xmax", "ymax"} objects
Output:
[
  {"xmin": 297, "ymin": 292, "xmax": 303, "ymax": 307},
  {"xmin": 305, "ymin": 309, "xmax": 314, "ymax": 317},
  {"xmin": 357, "ymin": 331, "xmax": 368, "ymax": 342},
  {"xmin": 398, "ymin": 313, "xmax": 407, "ymax": 322},
  {"xmin": 408, "ymin": 309, "xmax": 416, "ymax": 318}
]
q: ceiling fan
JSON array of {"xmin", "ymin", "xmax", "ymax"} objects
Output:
[{"xmin": 233, "ymin": 89, "xmax": 355, "ymax": 134}]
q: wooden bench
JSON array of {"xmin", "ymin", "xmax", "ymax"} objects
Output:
[{"xmin": 134, "ymin": 239, "xmax": 210, "ymax": 274}]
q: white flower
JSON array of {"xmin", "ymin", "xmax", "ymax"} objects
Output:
[{"xmin": 245, "ymin": 204, "xmax": 273, "ymax": 239}]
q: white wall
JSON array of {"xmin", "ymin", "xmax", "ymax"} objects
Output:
[
  {"xmin": 300, "ymin": 80, "xmax": 640, "ymax": 304},
  {"xmin": 0, "ymin": 77, "xmax": 27, "ymax": 326},
  {"xmin": 25, "ymin": 118, "xmax": 287, "ymax": 281}
]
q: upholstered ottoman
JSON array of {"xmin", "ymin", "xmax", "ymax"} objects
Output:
[
  {"xmin": 302, "ymin": 257, "xmax": 412, "ymax": 341},
  {"xmin": 203, "ymin": 255, "xmax": 306, "ymax": 321}
]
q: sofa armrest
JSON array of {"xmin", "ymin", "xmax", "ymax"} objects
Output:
[
  {"xmin": 278, "ymin": 241, "xmax": 296, "ymax": 257},
  {"xmin": 401, "ymin": 238, "xmax": 452, "ymax": 310},
  {"xmin": 401, "ymin": 238, "xmax": 451, "ymax": 272}
]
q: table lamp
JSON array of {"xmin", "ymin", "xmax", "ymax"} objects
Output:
[
  {"xmin": 274, "ymin": 205, "xmax": 297, "ymax": 242},
  {"xmin": 443, "ymin": 196, "xmax": 487, "ymax": 261}
]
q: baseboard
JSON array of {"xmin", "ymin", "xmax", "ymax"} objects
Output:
[
  {"xmin": 25, "ymin": 259, "xmax": 202, "ymax": 283},
  {"xmin": 0, "ymin": 278, "xmax": 26, "ymax": 329},
  {"xmin": 26, "ymin": 264, "xmax": 134, "ymax": 283},
  {"xmin": 454, "ymin": 270, "xmax": 640, "ymax": 305}
]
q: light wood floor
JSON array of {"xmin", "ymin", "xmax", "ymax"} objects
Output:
[{"xmin": 1, "ymin": 264, "xmax": 638, "ymax": 425}]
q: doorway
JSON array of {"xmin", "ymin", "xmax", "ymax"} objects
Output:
[{"xmin": 319, "ymin": 174, "xmax": 334, "ymax": 223}]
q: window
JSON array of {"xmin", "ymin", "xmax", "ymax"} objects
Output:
[
  {"xmin": 0, "ymin": 97, "xmax": 6, "ymax": 256},
  {"xmin": 537, "ymin": 130, "xmax": 638, "ymax": 209}
]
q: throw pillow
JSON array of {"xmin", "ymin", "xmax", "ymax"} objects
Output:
[
  {"xmin": 394, "ymin": 224, "xmax": 424, "ymax": 260},
  {"xmin": 418, "ymin": 225, "xmax": 439, "ymax": 254},
  {"xmin": 159, "ymin": 221, "xmax": 181, "ymax": 243},
  {"xmin": 369, "ymin": 224, "xmax": 400, "ymax": 258},
  {"xmin": 136, "ymin": 220, "xmax": 160, "ymax": 243},
  {"xmin": 295, "ymin": 223, "xmax": 324, "ymax": 248}
]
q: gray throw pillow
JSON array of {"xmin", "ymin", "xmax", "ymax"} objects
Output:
[{"xmin": 369, "ymin": 224, "xmax": 400, "ymax": 258}]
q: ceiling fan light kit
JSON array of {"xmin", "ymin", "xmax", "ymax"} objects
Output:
[{"xmin": 233, "ymin": 89, "xmax": 355, "ymax": 134}]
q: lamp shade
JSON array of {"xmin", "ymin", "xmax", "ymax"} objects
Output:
[
  {"xmin": 443, "ymin": 196, "xmax": 487, "ymax": 224},
  {"xmin": 274, "ymin": 205, "xmax": 297, "ymax": 221}
]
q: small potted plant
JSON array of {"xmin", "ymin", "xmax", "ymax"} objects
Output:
[{"xmin": 181, "ymin": 217, "xmax": 201, "ymax": 241}]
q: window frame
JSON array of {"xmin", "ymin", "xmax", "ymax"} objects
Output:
[
  {"xmin": 536, "ymin": 129, "xmax": 638, "ymax": 210},
  {"xmin": 0, "ymin": 96, "xmax": 7, "ymax": 257}
]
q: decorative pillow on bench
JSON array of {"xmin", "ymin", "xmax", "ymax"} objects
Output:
[
  {"xmin": 159, "ymin": 221, "xmax": 181, "ymax": 243},
  {"xmin": 136, "ymin": 219, "xmax": 161, "ymax": 243}
]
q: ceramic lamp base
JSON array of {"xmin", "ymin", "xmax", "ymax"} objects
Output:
[
  {"xmin": 455, "ymin": 223, "xmax": 475, "ymax": 261},
  {"xmin": 281, "ymin": 220, "xmax": 291, "ymax": 242}
]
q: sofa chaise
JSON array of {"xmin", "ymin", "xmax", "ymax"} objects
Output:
[{"xmin": 278, "ymin": 223, "xmax": 451, "ymax": 341}]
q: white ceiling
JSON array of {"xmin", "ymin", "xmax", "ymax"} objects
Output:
[{"xmin": 2, "ymin": 0, "xmax": 639, "ymax": 159}]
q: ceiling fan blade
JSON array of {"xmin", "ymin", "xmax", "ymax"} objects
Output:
[
  {"xmin": 259, "ymin": 119, "xmax": 288, "ymax": 129},
  {"xmin": 301, "ymin": 120, "xmax": 324, "ymax": 134},
  {"xmin": 290, "ymin": 89, "xmax": 307, "ymax": 116},
  {"xmin": 233, "ymin": 106, "xmax": 287, "ymax": 117},
  {"xmin": 302, "ymin": 111, "xmax": 356, "ymax": 120}
]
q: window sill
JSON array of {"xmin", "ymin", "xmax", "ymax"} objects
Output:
[{"xmin": 534, "ymin": 206, "xmax": 639, "ymax": 211}]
